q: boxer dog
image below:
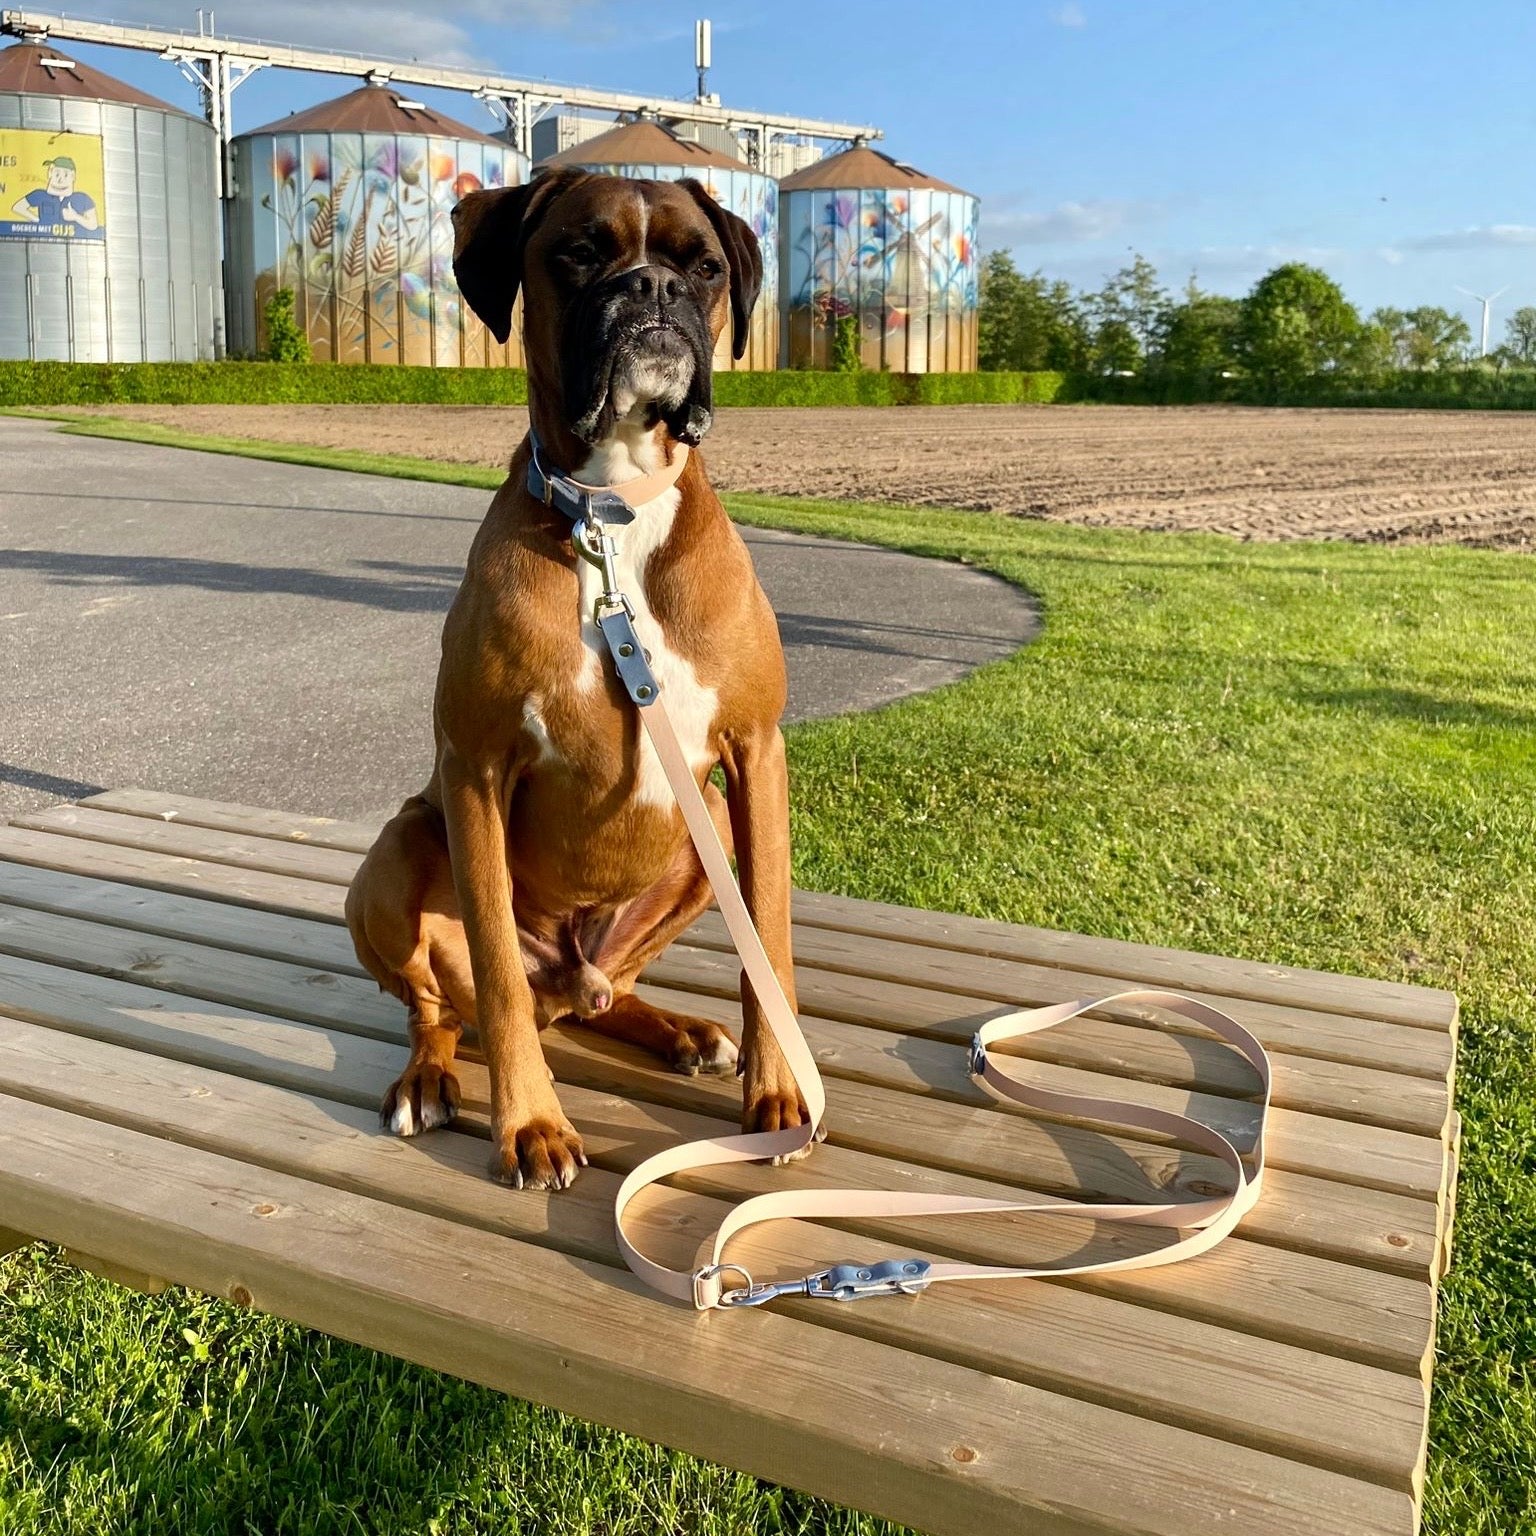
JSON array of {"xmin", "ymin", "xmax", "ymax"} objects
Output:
[{"xmin": 345, "ymin": 170, "xmax": 810, "ymax": 1191}]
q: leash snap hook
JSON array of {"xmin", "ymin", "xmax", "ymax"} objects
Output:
[{"xmin": 807, "ymin": 1259, "xmax": 933, "ymax": 1301}]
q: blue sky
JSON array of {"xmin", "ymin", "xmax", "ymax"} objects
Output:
[{"xmin": 45, "ymin": 0, "xmax": 1536, "ymax": 333}]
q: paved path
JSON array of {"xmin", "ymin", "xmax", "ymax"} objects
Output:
[{"xmin": 0, "ymin": 416, "xmax": 1038, "ymax": 822}]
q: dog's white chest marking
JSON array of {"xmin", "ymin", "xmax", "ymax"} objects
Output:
[{"xmin": 529, "ymin": 426, "xmax": 719, "ymax": 810}]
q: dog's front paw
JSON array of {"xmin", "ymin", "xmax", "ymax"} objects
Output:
[
  {"xmin": 741, "ymin": 1064, "xmax": 822, "ymax": 1165},
  {"xmin": 489, "ymin": 1111, "xmax": 587, "ymax": 1191},
  {"xmin": 380, "ymin": 1062, "xmax": 461, "ymax": 1137}
]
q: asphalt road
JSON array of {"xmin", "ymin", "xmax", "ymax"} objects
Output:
[{"xmin": 0, "ymin": 415, "xmax": 1039, "ymax": 823}]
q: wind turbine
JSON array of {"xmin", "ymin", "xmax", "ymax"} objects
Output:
[{"xmin": 1455, "ymin": 284, "xmax": 1509, "ymax": 357}]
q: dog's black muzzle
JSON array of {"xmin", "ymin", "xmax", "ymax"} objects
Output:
[{"xmin": 563, "ymin": 265, "xmax": 717, "ymax": 447}]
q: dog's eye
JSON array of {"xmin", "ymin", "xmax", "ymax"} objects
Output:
[
  {"xmin": 695, "ymin": 257, "xmax": 724, "ymax": 280},
  {"xmin": 561, "ymin": 241, "xmax": 598, "ymax": 268}
]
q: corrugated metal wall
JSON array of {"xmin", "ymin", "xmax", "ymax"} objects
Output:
[{"xmin": 0, "ymin": 92, "xmax": 219, "ymax": 361}]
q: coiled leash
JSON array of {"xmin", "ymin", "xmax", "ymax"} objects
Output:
[{"xmin": 548, "ymin": 441, "xmax": 1273, "ymax": 1311}]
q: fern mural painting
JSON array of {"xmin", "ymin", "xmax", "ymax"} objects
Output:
[
  {"xmin": 780, "ymin": 146, "xmax": 978, "ymax": 372},
  {"xmin": 226, "ymin": 87, "xmax": 527, "ymax": 365}
]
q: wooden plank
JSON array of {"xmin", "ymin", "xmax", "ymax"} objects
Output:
[
  {"xmin": 0, "ymin": 1015, "xmax": 1430, "ymax": 1488},
  {"xmin": 1439, "ymin": 1111, "xmax": 1462, "ymax": 1283},
  {"xmin": 0, "ymin": 915, "xmax": 1435, "ymax": 1372},
  {"xmin": 0, "ymin": 898, "xmax": 1447, "ymax": 1198},
  {"xmin": 11, "ymin": 805, "xmax": 358, "ymax": 886},
  {"xmin": 0, "ymin": 1093, "xmax": 1416, "ymax": 1536},
  {"xmin": 62, "ymin": 1249, "xmax": 170, "ymax": 1294},
  {"xmin": 0, "ymin": 825, "xmax": 343, "ymax": 920},
  {"xmin": 0, "ymin": 943, "xmax": 1235, "ymax": 1212},
  {"xmin": 0, "ymin": 946, "xmax": 1442, "ymax": 1286},
  {"xmin": 78, "ymin": 789, "xmax": 1456, "ymax": 1030},
  {"xmin": 0, "ymin": 823, "xmax": 1456, "ymax": 1086},
  {"xmin": 677, "ymin": 920, "xmax": 1458, "ymax": 1081},
  {"xmin": 0, "ymin": 1005, "xmax": 1428, "ymax": 1379},
  {"xmin": 0, "ymin": 859, "xmax": 1448, "ymax": 1138},
  {"xmin": 0, "ymin": 858, "xmax": 368, "ymax": 977},
  {"xmin": 789, "ymin": 890, "xmax": 1458, "ymax": 1031}
]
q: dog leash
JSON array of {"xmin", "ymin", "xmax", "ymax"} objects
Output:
[{"xmin": 556, "ymin": 450, "xmax": 1273, "ymax": 1312}]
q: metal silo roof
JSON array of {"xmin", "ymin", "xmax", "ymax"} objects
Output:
[
  {"xmin": 778, "ymin": 144, "xmax": 966, "ymax": 195},
  {"xmin": 242, "ymin": 83, "xmax": 504, "ymax": 144},
  {"xmin": 0, "ymin": 41, "xmax": 194, "ymax": 113},
  {"xmin": 540, "ymin": 117, "xmax": 748, "ymax": 170}
]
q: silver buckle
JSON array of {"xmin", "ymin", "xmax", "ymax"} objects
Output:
[
  {"xmin": 707, "ymin": 1257, "xmax": 932, "ymax": 1307},
  {"xmin": 969, "ymin": 1032, "xmax": 987, "ymax": 1076}
]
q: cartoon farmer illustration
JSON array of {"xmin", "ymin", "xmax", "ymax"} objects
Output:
[{"xmin": 10, "ymin": 154, "xmax": 99, "ymax": 233}]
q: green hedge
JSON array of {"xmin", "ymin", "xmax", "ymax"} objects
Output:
[
  {"xmin": 7, "ymin": 358, "xmax": 1530, "ymax": 411},
  {"xmin": 0, "ymin": 361, "xmax": 531, "ymax": 406},
  {"xmin": 0, "ymin": 360, "xmax": 1067, "ymax": 409}
]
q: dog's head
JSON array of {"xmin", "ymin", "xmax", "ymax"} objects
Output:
[{"xmin": 452, "ymin": 169, "xmax": 762, "ymax": 447}]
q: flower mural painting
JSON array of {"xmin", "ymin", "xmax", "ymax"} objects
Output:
[
  {"xmin": 230, "ymin": 87, "xmax": 528, "ymax": 365},
  {"xmin": 781, "ymin": 147, "xmax": 978, "ymax": 372}
]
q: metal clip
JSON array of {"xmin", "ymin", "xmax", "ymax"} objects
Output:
[
  {"xmin": 969, "ymin": 1032, "xmax": 988, "ymax": 1077},
  {"xmin": 710, "ymin": 1258, "xmax": 932, "ymax": 1307}
]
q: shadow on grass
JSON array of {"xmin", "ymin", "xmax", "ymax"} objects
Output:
[{"xmin": 1306, "ymin": 686, "xmax": 1536, "ymax": 729}]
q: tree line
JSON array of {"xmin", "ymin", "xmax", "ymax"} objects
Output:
[{"xmin": 978, "ymin": 252, "xmax": 1536, "ymax": 392}]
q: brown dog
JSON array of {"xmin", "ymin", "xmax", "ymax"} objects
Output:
[{"xmin": 345, "ymin": 170, "xmax": 809, "ymax": 1190}]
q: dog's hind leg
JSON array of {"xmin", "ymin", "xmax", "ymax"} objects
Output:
[{"xmin": 577, "ymin": 992, "xmax": 738, "ymax": 1076}]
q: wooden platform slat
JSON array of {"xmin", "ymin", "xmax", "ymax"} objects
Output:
[
  {"xmin": 0, "ymin": 932, "xmax": 1443, "ymax": 1282},
  {"xmin": 0, "ymin": 908, "xmax": 1434, "ymax": 1377},
  {"xmin": 0, "ymin": 789, "xmax": 1458, "ymax": 1536},
  {"xmin": 0, "ymin": 817, "xmax": 1457, "ymax": 1089},
  {"xmin": 0, "ymin": 1092, "xmax": 1418, "ymax": 1536},
  {"xmin": 0, "ymin": 1016, "xmax": 1429, "ymax": 1489},
  {"xmin": 0, "ymin": 855, "xmax": 1447, "ymax": 1139},
  {"xmin": 0, "ymin": 899, "xmax": 1447, "ymax": 1201},
  {"xmin": 79, "ymin": 789, "xmax": 1458, "ymax": 1028}
]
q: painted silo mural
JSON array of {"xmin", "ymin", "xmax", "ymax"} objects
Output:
[
  {"xmin": 541, "ymin": 119, "xmax": 778, "ymax": 371},
  {"xmin": 781, "ymin": 147, "xmax": 978, "ymax": 373},
  {"xmin": 227, "ymin": 86, "xmax": 526, "ymax": 365}
]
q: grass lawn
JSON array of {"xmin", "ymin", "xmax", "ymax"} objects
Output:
[{"xmin": 3, "ymin": 419, "xmax": 1534, "ymax": 1535}]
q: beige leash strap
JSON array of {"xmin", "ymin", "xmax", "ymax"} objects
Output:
[
  {"xmin": 572, "ymin": 457, "xmax": 1271, "ymax": 1311},
  {"xmin": 615, "ymin": 698, "xmax": 1272, "ymax": 1310}
]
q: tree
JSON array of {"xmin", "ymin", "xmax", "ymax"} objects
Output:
[
  {"xmin": 262, "ymin": 287, "xmax": 310, "ymax": 363},
  {"xmin": 1085, "ymin": 253, "xmax": 1169, "ymax": 372},
  {"xmin": 1504, "ymin": 306, "xmax": 1536, "ymax": 365},
  {"xmin": 977, "ymin": 251, "xmax": 1092, "ymax": 371},
  {"xmin": 1160, "ymin": 279, "xmax": 1242, "ymax": 381},
  {"xmin": 1238, "ymin": 263, "xmax": 1360, "ymax": 391},
  {"xmin": 1367, "ymin": 306, "xmax": 1473, "ymax": 369}
]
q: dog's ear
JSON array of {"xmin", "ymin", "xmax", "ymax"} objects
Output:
[
  {"xmin": 677, "ymin": 178, "xmax": 763, "ymax": 360},
  {"xmin": 452, "ymin": 170, "xmax": 588, "ymax": 344}
]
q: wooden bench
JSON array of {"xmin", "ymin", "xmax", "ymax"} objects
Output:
[{"xmin": 0, "ymin": 789, "xmax": 1459, "ymax": 1536}]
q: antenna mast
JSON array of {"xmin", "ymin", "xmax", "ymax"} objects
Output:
[{"xmin": 695, "ymin": 18, "xmax": 712, "ymax": 103}]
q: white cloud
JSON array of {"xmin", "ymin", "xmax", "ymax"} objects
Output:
[
  {"xmin": 1052, "ymin": 2, "xmax": 1088, "ymax": 26},
  {"xmin": 94, "ymin": 1, "xmax": 591, "ymax": 67},
  {"xmin": 1398, "ymin": 224, "xmax": 1536, "ymax": 253},
  {"xmin": 1377, "ymin": 247, "xmax": 1405, "ymax": 266},
  {"xmin": 983, "ymin": 198, "xmax": 1159, "ymax": 247}
]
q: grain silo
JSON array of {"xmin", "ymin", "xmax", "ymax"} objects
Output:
[
  {"xmin": 780, "ymin": 145, "xmax": 978, "ymax": 372},
  {"xmin": 540, "ymin": 118, "xmax": 779, "ymax": 371},
  {"xmin": 227, "ymin": 86, "xmax": 528, "ymax": 366},
  {"xmin": 0, "ymin": 42, "xmax": 219, "ymax": 361}
]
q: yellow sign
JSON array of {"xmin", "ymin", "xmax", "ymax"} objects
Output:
[{"xmin": 0, "ymin": 128, "xmax": 106, "ymax": 242}]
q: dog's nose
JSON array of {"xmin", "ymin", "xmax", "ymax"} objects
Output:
[{"xmin": 622, "ymin": 266, "xmax": 684, "ymax": 306}]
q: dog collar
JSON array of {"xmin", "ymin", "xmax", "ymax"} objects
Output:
[{"xmin": 526, "ymin": 430, "xmax": 690, "ymax": 530}]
